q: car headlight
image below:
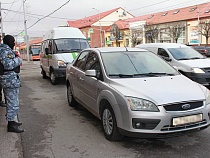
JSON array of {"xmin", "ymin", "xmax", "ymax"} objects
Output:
[
  {"xmin": 205, "ymin": 90, "xmax": 210, "ymax": 105},
  {"xmin": 126, "ymin": 97, "xmax": 159, "ymax": 112},
  {"xmin": 192, "ymin": 68, "xmax": 205, "ymax": 73},
  {"xmin": 57, "ymin": 60, "xmax": 66, "ymax": 67}
]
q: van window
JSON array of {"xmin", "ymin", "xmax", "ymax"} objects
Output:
[
  {"xmin": 54, "ymin": 38, "xmax": 89, "ymax": 53},
  {"xmin": 168, "ymin": 47, "xmax": 204, "ymax": 60},
  {"xmin": 157, "ymin": 48, "xmax": 169, "ymax": 57}
]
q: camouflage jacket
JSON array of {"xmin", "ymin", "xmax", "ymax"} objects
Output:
[{"xmin": 0, "ymin": 44, "xmax": 22, "ymax": 88}]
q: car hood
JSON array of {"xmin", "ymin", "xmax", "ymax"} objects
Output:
[
  {"xmin": 178, "ymin": 58, "xmax": 210, "ymax": 68},
  {"xmin": 109, "ymin": 75, "xmax": 206, "ymax": 105},
  {"xmin": 55, "ymin": 53, "xmax": 78, "ymax": 63}
]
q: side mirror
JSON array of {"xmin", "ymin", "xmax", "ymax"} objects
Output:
[
  {"xmin": 45, "ymin": 48, "xmax": 49, "ymax": 55},
  {"xmin": 162, "ymin": 56, "xmax": 172, "ymax": 62},
  {"xmin": 85, "ymin": 70, "xmax": 97, "ymax": 78}
]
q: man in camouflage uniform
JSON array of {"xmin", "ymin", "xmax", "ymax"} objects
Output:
[
  {"xmin": 0, "ymin": 35, "xmax": 6, "ymax": 107},
  {"xmin": 0, "ymin": 35, "xmax": 24, "ymax": 133}
]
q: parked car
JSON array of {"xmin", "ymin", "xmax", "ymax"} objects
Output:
[
  {"xmin": 66, "ymin": 47, "xmax": 210, "ymax": 141},
  {"xmin": 136, "ymin": 43, "xmax": 210, "ymax": 86},
  {"xmin": 192, "ymin": 46, "xmax": 210, "ymax": 57}
]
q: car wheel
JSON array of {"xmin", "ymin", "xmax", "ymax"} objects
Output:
[
  {"xmin": 50, "ymin": 71, "xmax": 58, "ymax": 85},
  {"xmin": 41, "ymin": 68, "xmax": 47, "ymax": 79},
  {"xmin": 101, "ymin": 104, "xmax": 123, "ymax": 141},
  {"xmin": 67, "ymin": 84, "xmax": 77, "ymax": 107}
]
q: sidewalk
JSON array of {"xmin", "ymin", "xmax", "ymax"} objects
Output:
[
  {"xmin": 0, "ymin": 107, "xmax": 23, "ymax": 158},
  {"xmin": 0, "ymin": 62, "xmax": 31, "ymax": 157}
]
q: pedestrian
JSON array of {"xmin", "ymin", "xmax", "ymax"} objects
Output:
[
  {"xmin": 0, "ymin": 35, "xmax": 24, "ymax": 133},
  {"xmin": 0, "ymin": 35, "xmax": 7, "ymax": 107}
]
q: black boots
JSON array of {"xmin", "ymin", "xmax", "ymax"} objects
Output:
[
  {"xmin": 7, "ymin": 121, "xmax": 24, "ymax": 133},
  {"xmin": 0, "ymin": 101, "xmax": 6, "ymax": 107}
]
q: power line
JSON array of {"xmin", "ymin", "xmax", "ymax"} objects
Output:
[
  {"xmin": 1, "ymin": 0, "xmax": 20, "ymax": 4},
  {"xmin": 14, "ymin": 0, "xmax": 71, "ymax": 35},
  {"xmin": 130, "ymin": 0, "xmax": 206, "ymax": 15},
  {"xmin": 26, "ymin": 0, "xmax": 71, "ymax": 30},
  {"xmin": 3, "ymin": 8, "xmax": 72, "ymax": 20},
  {"xmin": 4, "ymin": 0, "xmax": 17, "ymax": 20},
  {"xmin": 128, "ymin": 0, "xmax": 169, "ymax": 12}
]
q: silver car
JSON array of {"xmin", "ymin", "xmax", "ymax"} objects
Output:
[{"xmin": 66, "ymin": 47, "xmax": 210, "ymax": 141}]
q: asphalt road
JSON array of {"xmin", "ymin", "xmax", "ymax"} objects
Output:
[{"xmin": 16, "ymin": 61, "xmax": 210, "ymax": 158}]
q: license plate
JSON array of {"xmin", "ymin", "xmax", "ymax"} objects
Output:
[{"xmin": 172, "ymin": 114, "xmax": 203, "ymax": 126}]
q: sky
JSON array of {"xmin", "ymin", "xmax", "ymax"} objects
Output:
[{"xmin": 1, "ymin": 0, "xmax": 210, "ymax": 41}]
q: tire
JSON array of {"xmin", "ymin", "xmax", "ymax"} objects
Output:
[
  {"xmin": 67, "ymin": 84, "xmax": 77, "ymax": 107},
  {"xmin": 50, "ymin": 70, "xmax": 58, "ymax": 85},
  {"xmin": 41, "ymin": 68, "xmax": 47, "ymax": 79},
  {"xmin": 101, "ymin": 104, "xmax": 123, "ymax": 141}
]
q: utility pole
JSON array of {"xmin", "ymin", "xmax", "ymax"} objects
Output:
[
  {"xmin": 0, "ymin": 2, "xmax": 3, "ymax": 42},
  {"xmin": 92, "ymin": 8, "xmax": 103, "ymax": 47},
  {"xmin": 22, "ymin": 0, "xmax": 30, "ymax": 61}
]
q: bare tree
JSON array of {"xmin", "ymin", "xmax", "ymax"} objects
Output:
[
  {"xmin": 199, "ymin": 19, "xmax": 210, "ymax": 45},
  {"xmin": 167, "ymin": 23, "xmax": 185, "ymax": 43},
  {"xmin": 110, "ymin": 24, "xmax": 122, "ymax": 47},
  {"xmin": 145, "ymin": 23, "xmax": 159, "ymax": 43},
  {"xmin": 129, "ymin": 28, "xmax": 142, "ymax": 47}
]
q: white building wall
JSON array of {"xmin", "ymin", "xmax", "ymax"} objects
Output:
[{"xmin": 92, "ymin": 8, "xmax": 134, "ymax": 26}]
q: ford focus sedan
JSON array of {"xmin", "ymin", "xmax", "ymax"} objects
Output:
[{"xmin": 66, "ymin": 47, "xmax": 210, "ymax": 141}]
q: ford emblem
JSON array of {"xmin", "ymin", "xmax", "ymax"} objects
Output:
[{"xmin": 181, "ymin": 104, "xmax": 191, "ymax": 110}]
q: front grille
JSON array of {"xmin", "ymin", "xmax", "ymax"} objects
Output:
[
  {"xmin": 161, "ymin": 120, "xmax": 207, "ymax": 131},
  {"xmin": 163, "ymin": 101, "xmax": 203, "ymax": 111}
]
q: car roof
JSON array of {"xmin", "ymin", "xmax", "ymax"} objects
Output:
[
  {"xmin": 136, "ymin": 43, "xmax": 188, "ymax": 48},
  {"xmin": 82, "ymin": 47, "xmax": 148, "ymax": 52}
]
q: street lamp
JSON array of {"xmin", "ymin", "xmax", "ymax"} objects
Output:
[{"xmin": 92, "ymin": 8, "xmax": 102, "ymax": 47}]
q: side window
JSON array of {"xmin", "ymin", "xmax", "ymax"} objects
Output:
[
  {"xmin": 157, "ymin": 48, "xmax": 169, "ymax": 58},
  {"xmin": 85, "ymin": 51, "xmax": 103, "ymax": 81},
  {"xmin": 48, "ymin": 40, "xmax": 53, "ymax": 54},
  {"xmin": 74, "ymin": 51, "xmax": 89, "ymax": 70},
  {"xmin": 41, "ymin": 41, "xmax": 47, "ymax": 55}
]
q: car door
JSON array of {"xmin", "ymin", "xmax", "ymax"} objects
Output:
[
  {"xmin": 40, "ymin": 40, "xmax": 49, "ymax": 73},
  {"xmin": 81, "ymin": 51, "xmax": 103, "ymax": 113},
  {"xmin": 70, "ymin": 51, "xmax": 89, "ymax": 102}
]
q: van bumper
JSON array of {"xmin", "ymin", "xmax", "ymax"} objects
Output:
[
  {"xmin": 53, "ymin": 67, "xmax": 66, "ymax": 78},
  {"xmin": 185, "ymin": 72, "xmax": 210, "ymax": 85}
]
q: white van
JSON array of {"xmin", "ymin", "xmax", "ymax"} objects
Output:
[
  {"xmin": 136, "ymin": 43, "xmax": 210, "ymax": 86},
  {"xmin": 40, "ymin": 27, "xmax": 90, "ymax": 84}
]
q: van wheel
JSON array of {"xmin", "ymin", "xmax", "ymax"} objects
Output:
[
  {"xmin": 41, "ymin": 68, "xmax": 47, "ymax": 79},
  {"xmin": 101, "ymin": 104, "xmax": 123, "ymax": 141},
  {"xmin": 67, "ymin": 84, "xmax": 77, "ymax": 107},
  {"xmin": 50, "ymin": 71, "xmax": 58, "ymax": 85}
]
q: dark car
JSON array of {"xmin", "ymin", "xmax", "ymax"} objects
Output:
[{"xmin": 192, "ymin": 46, "xmax": 210, "ymax": 57}]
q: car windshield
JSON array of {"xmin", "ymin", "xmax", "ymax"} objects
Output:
[
  {"xmin": 101, "ymin": 51, "xmax": 179, "ymax": 78},
  {"xmin": 168, "ymin": 47, "xmax": 204, "ymax": 60},
  {"xmin": 54, "ymin": 38, "xmax": 90, "ymax": 53}
]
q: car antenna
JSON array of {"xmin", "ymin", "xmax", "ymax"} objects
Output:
[{"xmin": 124, "ymin": 45, "xmax": 128, "ymax": 51}]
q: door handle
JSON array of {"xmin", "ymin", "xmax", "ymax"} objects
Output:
[{"xmin": 79, "ymin": 77, "xmax": 84, "ymax": 81}]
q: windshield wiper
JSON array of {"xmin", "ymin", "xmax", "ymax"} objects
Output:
[
  {"xmin": 108, "ymin": 74, "xmax": 134, "ymax": 78},
  {"xmin": 177, "ymin": 58, "xmax": 190, "ymax": 60},
  {"xmin": 58, "ymin": 50, "xmax": 71, "ymax": 52},
  {"xmin": 190, "ymin": 57, "xmax": 204, "ymax": 59},
  {"xmin": 58, "ymin": 49, "xmax": 81, "ymax": 52},
  {"xmin": 134, "ymin": 72, "xmax": 175, "ymax": 77}
]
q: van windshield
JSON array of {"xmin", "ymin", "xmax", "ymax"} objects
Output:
[
  {"xmin": 54, "ymin": 38, "xmax": 90, "ymax": 53},
  {"xmin": 168, "ymin": 47, "xmax": 205, "ymax": 60}
]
